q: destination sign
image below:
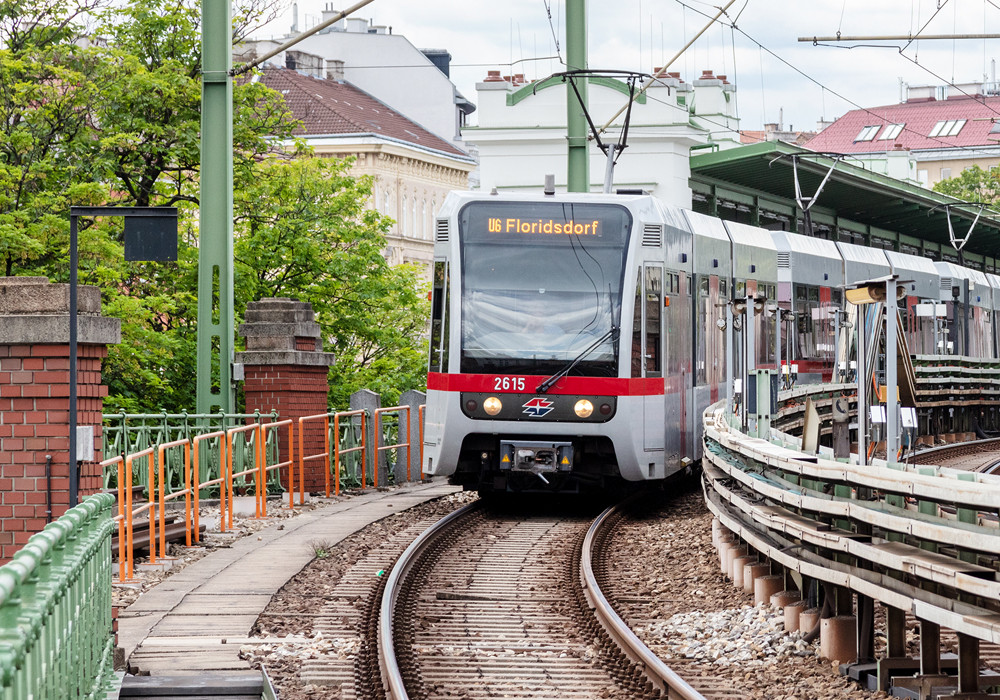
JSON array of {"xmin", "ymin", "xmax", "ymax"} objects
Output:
[
  {"xmin": 486, "ymin": 217, "xmax": 601, "ymax": 236},
  {"xmin": 459, "ymin": 200, "xmax": 632, "ymax": 248}
]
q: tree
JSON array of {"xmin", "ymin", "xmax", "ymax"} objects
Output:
[
  {"xmin": 1, "ymin": 0, "xmax": 431, "ymax": 413},
  {"xmin": 932, "ymin": 165, "xmax": 1000, "ymax": 204},
  {"xmin": 0, "ymin": 0, "xmax": 106, "ymax": 275},
  {"xmin": 233, "ymin": 156, "xmax": 429, "ymax": 408}
]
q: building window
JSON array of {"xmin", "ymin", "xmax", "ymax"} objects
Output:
[
  {"xmin": 917, "ymin": 169, "xmax": 929, "ymax": 185},
  {"xmin": 929, "ymin": 119, "xmax": 966, "ymax": 137},
  {"xmin": 940, "ymin": 167, "xmax": 952, "ymax": 180},
  {"xmin": 854, "ymin": 125, "xmax": 881, "ymax": 141},
  {"xmin": 878, "ymin": 123, "xmax": 905, "ymax": 140}
]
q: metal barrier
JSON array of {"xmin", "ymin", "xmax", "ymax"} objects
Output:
[
  {"xmin": 298, "ymin": 413, "xmax": 330, "ymax": 500},
  {"xmin": 102, "ymin": 411, "xmax": 279, "ymax": 490},
  {"xmin": 703, "ymin": 398, "xmax": 1000, "ymax": 651},
  {"xmin": 298, "ymin": 411, "xmax": 370, "ymax": 496},
  {"xmin": 0, "ymin": 493, "xmax": 117, "ymax": 700},
  {"xmin": 374, "ymin": 405, "xmax": 411, "ymax": 485},
  {"xmin": 107, "ymin": 405, "xmax": 424, "ymax": 582},
  {"xmin": 260, "ymin": 420, "xmax": 294, "ymax": 517}
]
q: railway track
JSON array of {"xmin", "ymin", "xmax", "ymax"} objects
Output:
[
  {"xmin": 375, "ymin": 498, "xmax": 704, "ymax": 700},
  {"xmin": 911, "ymin": 436, "xmax": 1000, "ymax": 472}
]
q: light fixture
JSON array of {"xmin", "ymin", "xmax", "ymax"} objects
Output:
[
  {"xmin": 484, "ymin": 397, "xmax": 503, "ymax": 415},
  {"xmin": 574, "ymin": 399, "xmax": 594, "ymax": 418}
]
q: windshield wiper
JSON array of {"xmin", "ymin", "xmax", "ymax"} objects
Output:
[{"xmin": 536, "ymin": 326, "xmax": 619, "ymax": 394}]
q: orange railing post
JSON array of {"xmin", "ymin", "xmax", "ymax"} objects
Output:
[
  {"xmin": 125, "ymin": 453, "xmax": 134, "ymax": 578},
  {"xmin": 146, "ymin": 450, "xmax": 157, "ymax": 564},
  {"xmin": 331, "ymin": 410, "xmax": 366, "ymax": 493},
  {"xmin": 191, "ymin": 429, "xmax": 228, "ymax": 544},
  {"xmin": 373, "ymin": 406, "xmax": 411, "ymax": 485},
  {"xmin": 259, "ymin": 420, "xmax": 294, "ymax": 515},
  {"xmin": 418, "ymin": 404, "xmax": 425, "ymax": 480}
]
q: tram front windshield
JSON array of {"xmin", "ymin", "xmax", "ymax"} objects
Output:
[{"xmin": 458, "ymin": 201, "xmax": 632, "ymax": 376}]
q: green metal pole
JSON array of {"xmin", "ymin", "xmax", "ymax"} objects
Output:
[
  {"xmin": 566, "ymin": 0, "xmax": 589, "ymax": 192},
  {"xmin": 197, "ymin": 0, "xmax": 235, "ymax": 413}
]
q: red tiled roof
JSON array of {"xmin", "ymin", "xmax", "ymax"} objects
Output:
[
  {"xmin": 258, "ymin": 68, "xmax": 468, "ymax": 158},
  {"xmin": 804, "ymin": 95, "xmax": 1000, "ymax": 153}
]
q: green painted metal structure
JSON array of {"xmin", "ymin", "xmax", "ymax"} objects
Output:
[
  {"xmin": 102, "ymin": 412, "xmax": 280, "ymax": 492},
  {"xmin": 197, "ymin": 0, "xmax": 235, "ymax": 415},
  {"xmin": 565, "ymin": 0, "xmax": 589, "ymax": 192},
  {"xmin": 689, "ymin": 141, "xmax": 1000, "ymax": 268},
  {"xmin": 0, "ymin": 494, "xmax": 116, "ymax": 700}
]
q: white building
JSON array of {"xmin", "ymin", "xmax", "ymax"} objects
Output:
[
  {"xmin": 239, "ymin": 9, "xmax": 474, "ymax": 150},
  {"xmin": 463, "ymin": 69, "xmax": 741, "ymax": 208}
]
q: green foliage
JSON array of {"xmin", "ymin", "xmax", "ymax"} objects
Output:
[
  {"xmin": 0, "ymin": 0, "xmax": 431, "ymax": 414},
  {"xmin": 932, "ymin": 165, "xmax": 1000, "ymax": 204},
  {"xmin": 233, "ymin": 157, "xmax": 429, "ymax": 408}
]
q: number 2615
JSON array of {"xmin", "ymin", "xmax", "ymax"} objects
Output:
[{"xmin": 493, "ymin": 376, "xmax": 525, "ymax": 391}]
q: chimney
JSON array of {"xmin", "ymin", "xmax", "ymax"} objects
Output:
[{"xmin": 326, "ymin": 58, "xmax": 344, "ymax": 81}]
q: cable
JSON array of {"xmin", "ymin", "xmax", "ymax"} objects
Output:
[
  {"xmin": 666, "ymin": 0, "xmax": 1000, "ymax": 152},
  {"xmin": 541, "ymin": 0, "xmax": 561, "ymax": 61}
]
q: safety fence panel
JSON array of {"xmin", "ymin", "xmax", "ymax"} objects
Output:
[
  {"xmin": 0, "ymin": 493, "xmax": 117, "ymax": 700},
  {"xmin": 102, "ymin": 412, "xmax": 279, "ymax": 491},
  {"xmin": 105, "ymin": 406, "xmax": 425, "ymax": 581},
  {"xmin": 702, "ymin": 398, "xmax": 1000, "ymax": 647}
]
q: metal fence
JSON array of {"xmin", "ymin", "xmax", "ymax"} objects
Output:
[
  {"xmin": 102, "ymin": 412, "xmax": 280, "ymax": 493},
  {"xmin": 0, "ymin": 493, "xmax": 117, "ymax": 700}
]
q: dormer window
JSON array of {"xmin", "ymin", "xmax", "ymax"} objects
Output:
[
  {"xmin": 878, "ymin": 123, "xmax": 905, "ymax": 140},
  {"xmin": 854, "ymin": 125, "xmax": 880, "ymax": 141},
  {"xmin": 929, "ymin": 119, "xmax": 966, "ymax": 137}
]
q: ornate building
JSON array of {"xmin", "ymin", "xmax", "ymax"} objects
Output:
[{"xmin": 256, "ymin": 68, "xmax": 476, "ymax": 273}]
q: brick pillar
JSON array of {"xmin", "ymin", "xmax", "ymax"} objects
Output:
[
  {"xmin": 236, "ymin": 298, "xmax": 334, "ymax": 493},
  {"xmin": 0, "ymin": 277, "xmax": 120, "ymax": 562}
]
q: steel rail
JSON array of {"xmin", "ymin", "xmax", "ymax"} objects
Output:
[
  {"xmin": 378, "ymin": 502, "xmax": 480, "ymax": 699},
  {"xmin": 581, "ymin": 504, "xmax": 707, "ymax": 700}
]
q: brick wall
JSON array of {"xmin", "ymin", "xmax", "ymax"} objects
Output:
[
  {"xmin": 0, "ymin": 277, "xmax": 119, "ymax": 563},
  {"xmin": 243, "ymin": 364, "xmax": 330, "ymax": 492},
  {"xmin": 236, "ymin": 298, "xmax": 335, "ymax": 496},
  {"xmin": 0, "ymin": 344, "xmax": 110, "ymax": 560}
]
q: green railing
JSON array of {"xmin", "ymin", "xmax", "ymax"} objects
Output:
[
  {"xmin": 102, "ymin": 412, "xmax": 280, "ymax": 492},
  {"xmin": 0, "ymin": 493, "xmax": 117, "ymax": 700}
]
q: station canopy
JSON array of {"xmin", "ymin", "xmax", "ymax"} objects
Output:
[{"xmin": 689, "ymin": 141, "xmax": 1000, "ymax": 266}]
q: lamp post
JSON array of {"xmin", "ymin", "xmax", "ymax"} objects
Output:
[{"xmin": 68, "ymin": 207, "xmax": 177, "ymax": 506}]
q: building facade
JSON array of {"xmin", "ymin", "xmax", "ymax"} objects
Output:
[
  {"xmin": 463, "ymin": 69, "xmax": 741, "ymax": 208},
  {"xmin": 256, "ymin": 68, "xmax": 476, "ymax": 273}
]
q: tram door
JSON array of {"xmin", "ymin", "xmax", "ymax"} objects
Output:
[{"xmin": 633, "ymin": 266, "xmax": 665, "ymax": 455}]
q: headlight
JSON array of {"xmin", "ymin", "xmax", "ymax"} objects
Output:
[
  {"xmin": 574, "ymin": 399, "xmax": 594, "ymax": 418},
  {"xmin": 484, "ymin": 397, "xmax": 503, "ymax": 415}
]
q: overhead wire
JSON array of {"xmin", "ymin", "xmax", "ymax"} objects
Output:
[{"xmin": 670, "ymin": 0, "xmax": 1000, "ymax": 153}]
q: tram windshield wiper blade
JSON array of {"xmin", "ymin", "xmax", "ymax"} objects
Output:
[{"xmin": 536, "ymin": 326, "xmax": 619, "ymax": 394}]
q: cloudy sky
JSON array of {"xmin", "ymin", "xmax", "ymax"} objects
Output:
[{"xmin": 255, "ymin": 0, "xmax": 1000, "ymax": 134}]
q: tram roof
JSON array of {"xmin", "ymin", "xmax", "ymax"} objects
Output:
[{"xmin": 689, "ymin": 141, "xmax": 1000, "ymax": 263}]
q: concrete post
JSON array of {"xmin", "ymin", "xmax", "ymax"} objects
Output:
[
  {"xmin": 350, "ymin": 389, "xmax": 382, "ymax": 486},
  {"xmin": 235, "ymin": 298, "xmax": 334, "ymax": 493},
  {"xmin": 0, "ymin": 277, "xmax": 120, "ymax": 561},
  {"xmin": 399, "ymin": 389, "xmax": 425, "ymax": 483}
]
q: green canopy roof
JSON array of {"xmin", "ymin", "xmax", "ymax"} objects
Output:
[{"xmin": 690, "ymin": 141, "xmax": 1000, "ymax": 263}]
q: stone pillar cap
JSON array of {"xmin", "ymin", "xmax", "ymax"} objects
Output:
[{"xmin": 0, "ymin": 276, "xmax": 102, "ymax": 315}]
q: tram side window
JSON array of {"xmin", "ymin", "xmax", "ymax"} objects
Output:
[
  {"xmin": 429, "ymin": 261, "xmax": 450, "ymax": 372},
  {"xmin": 645, "ymin": 266, "xmax": 662, "ymax": 376},
  {"xmin": 631, "ymin": 270, "xmax": 642, "ymax": 377}
]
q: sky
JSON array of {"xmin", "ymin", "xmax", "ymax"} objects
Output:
[{"xmin": 252, "ymin": 0, "xmax": 1000, "ymax": 134}]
